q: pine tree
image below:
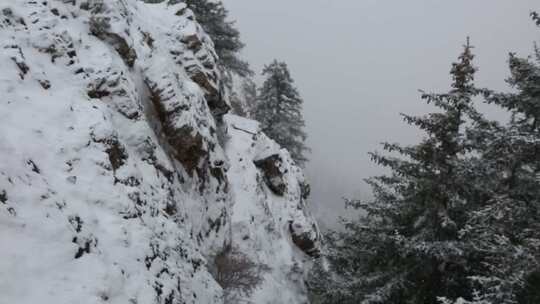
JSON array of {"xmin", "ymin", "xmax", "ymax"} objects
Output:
[
  {"xmin": 310, "ymin": 40, "xmax": 483, "ymax": 303},
  {"xmin": 254, "ymin": 60, "xmax": 309, "ymax": 166},
  {"xmin": 183, "ymin": 0, "xmax": 252, "ymax": 77}
]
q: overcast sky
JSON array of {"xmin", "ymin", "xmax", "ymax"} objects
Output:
[{"xmin": 224, "ymin": 0, "xmax": 540, "ymax": 228}]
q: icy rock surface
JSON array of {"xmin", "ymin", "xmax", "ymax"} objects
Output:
[
  {"xmin": 224, "ymin": 115, "xmax": 322, "ymax": 303},
  {"xmin": 0, "ymin": 1, "xmax": 320, "ymax": 304}
]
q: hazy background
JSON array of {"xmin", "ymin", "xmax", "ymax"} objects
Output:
[{"xmin": 224, "ymin": 0, "xmax": 540, "ymax": 229}]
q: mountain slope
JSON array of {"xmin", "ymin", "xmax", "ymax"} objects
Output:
[{"xmin": 0, "ymin": 1, "xmax": 320, "ymax": 303}]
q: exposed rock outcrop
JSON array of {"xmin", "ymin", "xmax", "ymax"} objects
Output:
[
  {"xmin": 224, "ymin": 115, "xmax": 322, "ymax": 303},
  {"xmin": 254, "ymin": 154, "xmax": 287, "ymax": 196},
  {"xmin": 0, "ymin": 2, "xmax": 228, "ymax": 303},
  {"xmin": 290, "ymin": 221, "xmax": 322, "ymax": 258}
]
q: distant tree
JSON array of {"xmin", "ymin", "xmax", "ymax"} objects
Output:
[
  {"xmin": 184, "ymin": 0, "xmax": 252, "ymax": 77},
  {"xmin": 254, "ymin": 60, "xmax": 309, "ymax": 166},
  {"xmin": 229, "ymin": 77, "xmax": 257, "ymax": 117},
  {"xmin": 241, "ymin": 77, "xmax": 257, "ymax": 116},
  {"xmin": 309, "ymin": 40, "xmax": 483, "ymax": 303}
]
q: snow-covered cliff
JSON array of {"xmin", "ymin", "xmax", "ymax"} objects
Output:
[{"xmin": 0, "ymin": 1, "xmax": 320, "ymax": 303}]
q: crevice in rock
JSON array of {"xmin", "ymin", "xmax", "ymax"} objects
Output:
[
  {"xmin": 89, "ymin": 17, "xmax": 137, "ymax": 68},
  {"xmin": 146, "ymin": 81, "xmax": 208, "ymax": 175},
  {"xmin": 0, "ymin": 190, "xmax": 7, "ymax": 204},
  {"xmin": 27, "ymin": 159, "xmax": 41, "ymax": 174},
  {"xmin": 92, "ymin": 135, "xmax": 128, "ymax": 172}
]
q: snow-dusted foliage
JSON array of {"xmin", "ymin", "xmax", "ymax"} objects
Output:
[
  {"xmin": 309, "ymin": 32, "xmax": 540, "ymax": 304},
  {"xmin": 437, "ymin": 297, "xmax": 492, "ymax": 304},
  {"xmin": 254, "ymin": 60, "xmax": 309, "ymax": 167},
  {"xmin": 0, "ymin": 1, "xmax": 320, "ymax": 304},
  {"xmin": 308, "ymin": 41, "xmax": 488, "ymax": 304},
  {"xmin": 455, "ymin": 39, "xmax": 540, "ymax": 304},
  {"xmin": 183, "ymin": 0, "xmax": 252, "ymax": 77}
]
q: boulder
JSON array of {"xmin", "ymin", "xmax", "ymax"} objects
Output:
[
  {"xmin": 289, "ymin": 221, "xmax": 321, "ymax": 258},
  {"xmin": 254, "ymin": 154, "xmax": 287, "ymax": 196}
]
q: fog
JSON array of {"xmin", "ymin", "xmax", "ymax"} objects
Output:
[{"xmin": 224, "ymin": 0, "xmax": 540, "ymax": 229}]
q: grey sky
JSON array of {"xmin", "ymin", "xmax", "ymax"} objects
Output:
[{"xmin": 225, "ymin": 0, "xmax": 540, "ymax": 228}]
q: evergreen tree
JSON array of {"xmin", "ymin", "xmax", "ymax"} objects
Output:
[
  {"xmin": 184, "ymin": 0, "xmax": 252, "ymax": 77},
  {"xmin": 310, "ymin": 40, "xmax": 483, "ymax": 303},
  {"xmin": 311, "ymin": 14, "xmax": 540, "ymax": 304},
  {"xmin": 450, "ymin": 24, "xmax": 540, "ymax": 304},
  {"xmin": 254, "ymin": 60, "xmax": 309, "ymax": 166}
]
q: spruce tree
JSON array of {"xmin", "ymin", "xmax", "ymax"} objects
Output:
[
  {"xmin": 310, "ymin": 40, "xmax": 482, "ymax": 303},
  {"xmin": 254, "ymin": 60, "xmax": 309, "ymax": 166},
  {"xmin": 451, "ymin": 28, "xmax": 540, "ymax": 304},
  {"xmin": 183, "ymin": 0, "xmax": 252, "ymax": 77}
]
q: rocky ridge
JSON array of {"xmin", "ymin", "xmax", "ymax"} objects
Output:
[{"xmin": 0, "ymin": 1, "xmax": 320, "ymax": 303}]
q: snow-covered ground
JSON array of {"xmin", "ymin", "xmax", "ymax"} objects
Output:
[
  {"xmin": 0, "ymin": 1, "xmax": 320, "ymax": 303},
  {"xmin": 225, "ymin": 114, "xmax": 321, "ymax": 303}
]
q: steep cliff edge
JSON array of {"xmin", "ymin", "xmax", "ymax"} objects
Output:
[
  {"xmin": 0, "ymin": 1, "xmax": 320, "ymax": 304},
  {"xmin": 224, "ymin": 115, "xmax": 321, "ymax": 303}
]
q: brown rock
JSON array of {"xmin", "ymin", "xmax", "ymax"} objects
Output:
[
  {"xmin": 254, "ymin": 154, "xmax": 287, "ymax": 196},
  {"xmin": 289, "ymin": 222, "xmax": 321, "ymax": 258}
]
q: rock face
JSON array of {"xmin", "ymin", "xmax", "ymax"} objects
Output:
[
  {"xmin": 290, "ymin": 222, "xmax": 322, "ymax": 258},
  {"xmin": 254, "ymin": 154, "xmax": 288, "ymax": 196},
  {"xmin": 224, "ymin": 115, "xmax": 322, "ymax": 303},
  {"xmin": 0, "ymin": 1, "xmax": 320, "ymax": 304}
]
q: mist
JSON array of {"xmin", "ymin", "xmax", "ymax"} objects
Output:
[{"xmin": 225, "ymin": 0, "xmax": 540, "ymax": 228}]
